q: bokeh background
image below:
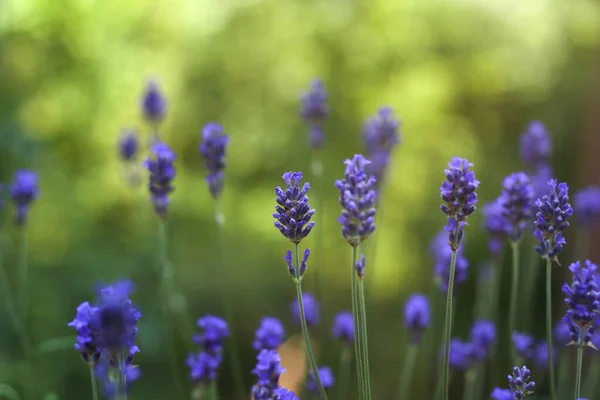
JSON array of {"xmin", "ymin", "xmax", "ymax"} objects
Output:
[{"xmin": 1, "ymin": 0, "xmax": 600, "ymax": 399}]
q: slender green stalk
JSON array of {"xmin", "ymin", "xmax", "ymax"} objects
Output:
[
  {"xmin": 574, "ymin": 340, "xmax": 584, "ymax": 400},
  {"xmin": 310, "ymin": 154, "xmax": 324, "ymax": 312},
  {"xmin": 18, "ymin": 227, "xmax": 34, "ymax": 400},
  {"xmin": 461, "ymin": 368, "xmax": 476, "ymax": 400},
  {"xmin": 214, "ymin": 202, "xmax": 245, "ymax": 399},
  {"xmin": 508, "ymin": 241, "xmax": 520, "ymax": 363},
  {"xmin": 337, "ymin": 346, "xmax": 352, "ymax": 400},
  {"xmin": 558, "ymin": 350, "xmax": 573, "ymax": 399},
  {"xmin": 208, "ymin": 381, "xmax": 218, "ymax": 400},
  {"xmin": 157, "ymin": 219, "xmax": 186, "ymax": 398},
  {"xmin": 582, "ymin": 355, "xmax": 600, "ymax": 397},
  {"xmin": 358, "ymin": 277, "xmax": 371, "ymax": 399},
  {"xmin": 520, "ymin": 238, "xmax": 539, "ymax": 331},
  {"xmin": 89, "ymin": 367, "xmax": 99, "ymax": 400},
  {"xmin": 0, "ymin": 242, "xmax": 17, "ymax": 327},
  {"xmin": 396, "ymin": 344, "xmax": 418, "ymax": 400},
  {"xmin": 294, "ymin": 244, "xmax": 328, "ymax": 399},
  {"xmin": 351, "ymin": 246, "xmax": 365, "ymax": 398},
  {"xmin": 545, "ymin": 258, "xmax": 557, "ymax": 400},
  {"xmin": 441, "ymin": 245, "xmax": 458, "ymax": 400}
]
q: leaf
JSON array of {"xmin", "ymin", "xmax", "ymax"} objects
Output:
[
  {"xmin": 35, "ymin": 336, "xmax": 74, "ymax": 354},
  {"xmin": 0, "ymin": 383, "xmax": 20, "ymax": 400}
]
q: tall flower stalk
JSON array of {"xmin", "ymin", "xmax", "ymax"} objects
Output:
[
  {"xmin": 331, "ymin": 311, "xmax": 353, "ymax": 400},
  {"xmin": 273, "ymin": 171, "xmax": 327, "ymax": 398},
  {"xmin": 533, "ymin": 179, "xmax": 572, "ymax": 400},
  {"xmin": 439, "ymin": 157, "xmax": 479, "ymax": 400}
]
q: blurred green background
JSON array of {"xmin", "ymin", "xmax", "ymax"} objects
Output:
[{"xmin": 1, "ymin": 0, "xmax": 600, "ymax": 398}]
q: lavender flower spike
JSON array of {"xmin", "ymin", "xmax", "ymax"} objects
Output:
[
  {"xmin": 273, "ymin": 388, "xmax": 299, "ymax": 400},
  {"xmin": 307, "ymin": 366, "xmax": 335, "ymax": 394},
  {"xmin": 273, "ymin": 172, "xmax": 315, "ymax": 243},
  {"xmin": 574, "ymin": 185, "xmax": 600, "ymax": 227},
  {"xmin": 199, "ymin": 123, "xmax": 229, "ymax": 200},
  {"xmin": 508, "ymin": 365, "xmax": 535, "ymax": 399},
  {"xmin": 335, "ymin": 154, "xmax": 377, "ymax": 246},
  {"xmin": 533, "ymin": 179, "xmax": 573, "ymax": 262},
  {"xmin": 290, "ymin": 292, "xmax": 320, "ymax": 326},
  {"xmin": 520, "ymin": 121, "xmax": 551, "ymax": 170},
  {"xmin": 482, "ymin": 199, "xmax": 508, "ymax": 257},
  {"xmin": 499, "ymin": 172, "xmax": 535, "ymax": 242},
  {"xmin": 119, "ymin": 129, "xmax": 139, "ymax": 162},
  {"xmin": 300, "ymin": 79, "xmax": 328, "ymax": 149},
  {"xmin": 10, "ymin": 169, "xmax": 39, "ymax": 225},
  {"xmin": 141, "ymin": 80, "xmax": 167, "ymax": 123},
  {"xmin": 251, "ymin": 349, "xmax": 285, "ymax": 399},
  {"xmin": 144, "ymin": 141, "xmax": 176, "ymax": 216},
  {"xmin": 490, "ymin": 387, "xmax": 516, "ymax": 400},
  {"xmin": 253, "ymin": 317, "xmax": 285, "ymax": 351},
  {"xmin": 67, "ymin": 301, "xmax": 100, "ymax": 364},
  {"xmin": 404, "ymin": 293, "xmax": 430, "ymax": 343},
  {"xmin": 331, "ymin": 311, "xmax": 354, "ymax": 343},
  {"xmin": 562, "ymin": 260, "xmax": 600, "ymax": 346},
  {"xmin": 440, "ymin": 157, "xmax": 479, "ymax": 249}
]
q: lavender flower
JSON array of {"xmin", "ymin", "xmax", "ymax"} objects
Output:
[
  {"xmin": 355, "ymin": 253, "xmax": 366, "ymax": 277},
  {"xmin": 119, "ymin": 129, "xmax": 139, "ymax": 161},
  {"xmin": 520, "ymin": 121, "xmax": 551, "ymax": 170},
  {"xmin": 68, "ymin": 301, "xmax": 100, "ymax": 364},
  {"xmin": 199, "ymin": 123, "xmax": 229, "ymax": 199},
  {"xmin": 253, "ymin": 317, "xmax": 285, "ymax": 351},
  {"xmin": 533, "ymin": 341, "xmax": 556, "ymax": 370},
  {"xmin": 283, "ymin": 248, "xmax": 310, "ymax": 279},
  {"xmin": 445, "ymin": 338, "xmax": 473, "ymax": 370},
  {"xmin": 307, "ymin": 366, "xmax": 334, "ymax": 393},
  {"xmin": 251, "ymin": 349, "xmax": 285, "ymax": 399},
  {"xmin": 331, "ymin": 311, "xmax": 354, "ymax": 344},
  {"xmin": 335, "ymin": 154, "xmax": 377, "ymax": 246},
  {"xmin": 300, "ymin": 79, "xmax": 328, "ymax": 149},
  {"xmin": 440, "ymin": 157, "xmax": 480, "ymax": 249},
  {"xmin": 273, "ymin": 388, "xmax": 300, "ymax": 400},
  {"xmin": 430, "ymin": 230, "xmax": 469, "ymax": 292},
  {"xmin": 404, "ymin": 293, "xmax": 430, "ymax": 343},
  {"xmin": 554, "ymin": 319, "xmax": 571, "ymax": 346},
  {"xmin": 499, "ymin": 172, "xmax": 534, "ymax": 242},
  {"xmin": 290, "ymin": 292, "xmax": 319, "ymax": 326},
  {"xmin": 144, "ymin": 141, "xmax": 176, "ymax": 215},
  {"xmin": 141, "ymin": 80, "xmax": 166, "ymax": 122},
  {"xmin": 483, "ymin": 199, "xmax": 508, "ymax": 257},
  {"xmin": 533, "ymin": 179, "xmax": 573, "ymax": 261},
  {"xmin": 562, "ymin": 260, "xmax": 600, "ymax": 344},
  {"xmin": 193, "ymin": 315, "xmax": 230, "ymax": 354},
  {"xmin": 508, "ymin": 365, "xmax": 535, "ymax": 399},
  {"xmin": 10, "ymin": 169, "xmax": 39, "ymax": 225},
  {"xmin": 470, "ymin": 319, "xmax": 496, "ymax": 361},
  {"xmin": 512, "ymin": 332, "xmax": 534, "ymax": 360},
  {"xmin": 530, "ymin": 164, "xmax": 553, "ymax": 200},
  {"xmin": 490, "ymin": 388, "xmax": 516, "ymax": 400},
  {"xmin": 187, "ymin": 352, "xmax": 222, "ymax": 383},
  {"xmin": 273, "ymin": 172, "xmax": 315, "ymax": 244},
  {"xmin": 363, "ymin": 107, "xmax": 401, "ymax": 194},
  {"xmin": 574, "ymin": 185, "xmax": 600, "ymax": 227}
]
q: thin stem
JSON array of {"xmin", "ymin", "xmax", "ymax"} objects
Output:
[
  {"xmin": 89, "ymin": 366, "xmax": 99, "ymax": 400},
  {"xmin": 294, "ymin": 244, "xmax": 328, "ymax": 400},
  {"xmin": 208, "ymin": 381, "xmax": 218, "ymax": 400},
  {"xmin": 441, "ymin": 245, "xmax": 458, "ymax": 400},
  {"xmin": 18, "ymin": 227, "xmax": 34, "ymax": 400},
  {"xmin": 546, "ymin": 258, "xmax": 557, "ymax": 400},
  {"xmin": 461, "ymin": 368, "xmax": 476, "ymax": 400},
  {"xmin": 582, "ymin": 356, "xmax": 600, "ymax": 398},
  {"xmin": 0, "ymin": 241, "xmax": 17, "ymax": 327},
  {"xmin": 559, "ymin": 350, "xmax": 574, "ymax": 399},
  {"xmin": 337, "ymin": 346, "xmax": 352, "ymax": 400},
  {"xmin": 574, "ymin": 341, "xmax": 584, "ymax": 400},
  {"xmin": 351, "ymin": 245, "xmax": 365, "ymax": 398},
  {"xmin": 157, "ymin": 219, "xmax": 186, "ymax": 398},
  {"xmin": 358, "ymin": 277, "xmax": 371, "ymax": 399},
  {"xmin": 214, "ymin": 202, "xmax": 245, "ymax": 399},
  {"xmin": 310, "ymin": 154, "xmax": 324, "ymax": 315},
  {"xmin": 509, "ymin": 241, "xmax": 520, "ymax": 363},
  {"xmin": 396, "ymin": 344, "xmax": 418, "ymax": 400}
]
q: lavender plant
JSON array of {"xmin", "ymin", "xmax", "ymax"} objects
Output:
[
  {"xmin": 331, "ymin": 311, "xmax": 353, "ymax": 400},
  {"xmin": 508, "ymin": 365, "xmax": 536, "ymax": 399},
  {"xmin": 141, "ymin": 80, "xmax": 167, "ymax": 141}
]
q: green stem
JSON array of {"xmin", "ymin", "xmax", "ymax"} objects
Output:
[
  {"xmin": 214, "ymin": 202, "xmax": 245, "ymax": 399},
  {"xmin": 396, "ymin": 344, "xmax": 418, "ymax": 400},
  {"xmin": 509, "ymin": 241, "xmax": 520, "ymax": 363},
  {"xmin": 358, "ymin": 277, "xmax": 371, "ymax": 399},
  {"xmin": 461, "ymin": 368, "xmax": 476, "ymax": 400},
  {"xmin": 311, "ymin": 154, "xmax": 324, "ymax": 315},
  {"xmin": 351, "ymin": 246, "xmax": 365, "ymax": 398},
  {"xmin": 521, "ymin": 243, "xmax": 540, "ymax": 333},
  {"xmin": 582, "ymin": 356, "xmax": 600, "ymax": 398},
  {"xmin": 18, "ymin": 227, "xmax": 34, "ymax": 400},
  {"xmin": 0, "ymin": 242, "xmax": 17, "ymax": 326},
  {"xmin": 157, "ymin": 219, "xmax": 186, "ymax": 398},
  {"xmin": 208, "ymin": 381, "xmax": 218, "ymax": 400},
  {"xmin": 546, "ymin": 258, "xmax": 557, "ymax": 400},
  {"xmin": 294, "ymin": 244, "xmax": 328, "ymax": 400},
  {"xmin": 337, "ymin": 347, "xmax": 352, "ymax": 400},
  {"xmin": 441, "ymin": 245, "xmax": 458, "ymax": 400},
  {"xmin": 574, "ymin": 340, "xmax": 584, "ymax": 400},
  {"xmin": 559, "ymin": 350, "xmax": 574, "ymax": 399},
  {"xmin": 89, "ymin": 366, "xmax": 99, "ymax": 400}
]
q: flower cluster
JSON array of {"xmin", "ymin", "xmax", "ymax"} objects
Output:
[
  {"xmin": 574, "ymin": 185, "xmax": 600, "ymax": 227},
  {"xmin": 446, "ymin": 338, "xmax": 473, "ymax": 370},
  {"xmin": 141, "ymin": 80, "xmax": 167, "ymax": 123},
  {"xmin": 489, "ymin": 387, "xmax": 515, "ymax": 400},
  {"xmin": 508, "ymin": 365, "xmax": 535, "ymax": 399},
  {"xmin": 469, "ymin": 319, "xmax": 496, "ymax": 362},
  {"xmin": 144, "ymin": 141, "xmax": 176, "ymax": 215},
  {"xmin": 199, "ymin": 122, "xmax": 229, "ymax": 200},
  {"xmin": 118, "ymin": 129, "xmax": 139, "ymax": 162},
  {"xmin": 482, "ymin": 199, "xmax": 508, "ymax": 257},
  {"xmin": 562, "ymin": 260, "xmax": 600, "ymax": 345},
  {"xmin": 499, "ymin": 172, "xmax": 534, "ymax": 242},
  {"xmin": 307, "ymin": 366, "xmax": 334, "ymax": 394},
  {"xmin": 335, "ymin": 154, "xmax": 377, "ymax": 246},
  {"xmin": 430, "ymin": 230, "xmax": 469, "ymax": 292},
  {"xmin": 273, "ymin": 171, "xmax": 315, "ymax": 244},
  {"xmin": 251, "ymin": 349, "xmax": 285, "ymax": 399},
  {"xmin": 439, "ymin": 157, "xmax": 479, "ymax": 249},
  {"xmin": 512, "ymin": 332, "xmax": 534, "ymax": 361},
  {"xmin": 300, "ymin": 79, "xmax": 329, "ymax": 149},
  {"xmin": 331, "ymin": 311, "xmax": 354, "ymax": 344},
  {"xmin": 290, "ymin": 292, "xmax": 320, "ymax": 327},
  {"xmin": 253, "ymin": 317, "xmax": 285, "ymax": 351},
  {"xmin": 10, "ymin": 169, "xmax": 40, "ymax": 225},
  {"xmin": 519, "ymin": 121, "xmax": 551, "ymax": 170},
  {"xmin": 403, "ymin": 293, "xmax": 430, "ymax": 343},
  {"xmin": 283, "ymin": 248, "xmax": 310, "ymax": 280},
  {"xmin": 533, "ymin": 179, "xmax": 573, "ymax": 262},
  {"xmin": 187, "ymin": 315, "xmax": 229, "ymax": 383}
]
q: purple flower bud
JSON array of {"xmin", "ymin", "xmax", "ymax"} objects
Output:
[
  {"xmin": 508, "ymin": 365, "xmax": 535, "ymax": 398},
  {"xmin": 512, "ymin": 332, "xmax": 534, "ymax": 360},
  {"xmin": 355, "ymin": 253, "xmax": 366, "ymax": 277},
  {"xmin": 119, "ymin": 129, "xmax": 139, "ymax": 161},
  {"xmin": 307, "ymin": 366, "xmax": 334, "ymax": 393},
  {"xmin": 499, "ymin": 172, "xmax": 535, "ymax": 242},
  {"xmin": 574, "ymin": 185, "xmax": 600, "ymax": 227},
  {"xmin": 10, "ymin": 169, "xmax": 39, "ymax": 225},
  {"xmin": 331, "ymin": 311, "xmax": 353, "ymax": 343},
  {"xmin": 520, "ymin": 121, "xmax": 551, "ymax": 170},
  {"xmin": 290, "ymin": 292, "xmax": 319, "ymax": 326},
  {"xmin": 273, "ymin": 172, "xmax": 315, "ymax": 244},
  {"xmin": 141, "ymin": 80, "xmax": 166, "ymax": 122},
  {"xmin": 404, "ymin": 294, "xmax": 430, "ymax": 343},
  {"xmin": 300, "ymin": 79, "xmax": 328, "ymax": 149},
  {"xmin": 253, "ymin": 317, "xmax": 285, "ymax": 351},
  {"xmin": 143, "ymin": 141, "xmax": 176, "ymax": 216},
  {"xmin": 199, "ymin": 123, "xmax": 229, "ymax": 199}
]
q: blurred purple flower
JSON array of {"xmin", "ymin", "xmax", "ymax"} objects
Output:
[
  {"xmin": 520, "ymin": 121, "xmax": 551, "ymax": 170},
  {"xmin": 574, "ymin": 185, "xmax": 600, "ymax": 227},
  {"xmin": 253, "ymin": 317, "xmax": 285, "ymax": 351},
  {"xmin": 404, "ymin": 293, "xmax": 430, "ymax": 343},
  {"xmin": 144, "ymin": 141, "xmax": 176, "ymax": 216},
  {"xmin": 141, "ymin": 80, "xmax": 167, "ymax": 122},
  {"xmin": 430, "ymin": 230, "xmax": 469, "ymax": 292},
  {"xmin": 273, "ymin": 172, "xmax": 315, "ymax": 244},
  {"xmin": 331, "ymin": 311, "xmax": 353, "ymax": 344},
  {"xmin": 290, "ymin": 292, "xmax": 320, "ymax": 327},
  {"xmin": 199, "ymin": 123, "xmax": 229, "ymax": 199},
  {"xmin": 307, "ymin": 366, "xmax": 334, "ymax": 393},
  {"xmin": 10, "ymin": 169, "xmax": 39, "ymax": 225},
  {"xmin": 300, "ymin": 79, "xmax": 328, "ymax": 149}
]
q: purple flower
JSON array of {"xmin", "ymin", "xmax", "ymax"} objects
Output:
[
  {"xmin": 283, "ymin": 248, "xmax": 310, "ymax": 279},
  {"xmin": 444, "ymin": 338, "xmax": 473, "ymax": 370},
  {"xmin": 331, "ymin": 311, "xmax": 353, "ymax": 344},
  {"xmin": 199, "ymin": 123, "xmax": 229, "ymax": 199},
  {"xmin": 95, "ymin": 348, "xmax": 141, "ymax": 396},
  {"xmin": 512, "ymin": 332, "xmax": 534, "ymax": 360},
  {"xmin": 141, "ymin": 80, "xmax": 166, "ymax": 122},
  {"xmin": 483, "ymin": 199, "xmax": 509, "ymax": 257},
  {"xmin": 273, "ymin": 388, "xmax": 299, "ymax": 400},
  {"xmin": 533, "ymin": 341, "xmax": 556, "ymax": 370},
  {"xmin": 562, "ymin": 260, "xmax": 600, "ymax": 344},
  {"xmin": 404, "ymin": 293, "xmax": 430, "ymax": 343},
  {"xmin": 68, "ymin": 301, "xmax": 100, "ymax": 364},
  {"xmin": 143, "ymin": 141, "xmax": 176, "ymax": 215},
  {"xmin": 554, "ymin": 319, "xmax": 571, "ymax": 346},
  {"xmin": 300, "ymin": 79, "xmax": 328, "ymax": 149},
  {"xmin": 533, "ymin": 179, "xmax": 573, "ymax": 262},
  {"xmin": 10, "ymin": 169, "xmax": 39, "ymax": 225},
  {"xmin": 290, "ymin": 292, "xmax": 320, "ymax": 326},
  {"xmin": 520, "ymin": 121, "xmax": 551, "ymax": 170},
  {"xmin": 508, "ymin": 365, "xmax": 535, "ymax": 399},
  {"xmin": 193, "ymin": 315, "xmax": 230, "ymax": 354},
  {"xmin": 499, "ymin": 172, "xmax": 535, "ymax": 242},
  {"xmin": 490, "ymin": 387, "xmax": 516, "ymax": 400},
  {"xmin": 430, "ymin": 230, "xmax": 469, "ymax": 292},
  {"xmin": 440, "ymin": 157, "xmax": 480, "ymax": 249},
  {"xmin": 273, "ymin": 172, "xmax": 315, "ymax": 244},
  {"xmin": 355, "ymin": 253, "xmax": 366, "ymax": 277},
  {"xmin": 530, "ymin": 164, "xmax": 553, "ymax": 200},
  {"xmin": 335, "ymin": 154, "xmax": 377, "ymax": 246},
  {"xmin": 119, "ymin": 129, "xmax": 139, "ymax": 161},
  {"xmin": 363, "ymin": 107, "xmax": 401, "ymax": 195},
  {"xmin": 574, "ymin": 186, "xmax": 600, "ymax": 227},
  {"xmin": 253, "ymin": 317, "xmax": 285, "ymax": 351},
  {"xmin": 251, "ymin": 349, "xmax": 285, "ymax": 399},
  {"xmin": 470, "ymin": 319, "xmax": 496, "ymax": 361},
  {"xmin": 187, "ymin": 351, "xmax": 222, "ymax": 383},
  {"xmin": 307, "ymin": 366, "xmax": 334, "ymax": 393}
]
